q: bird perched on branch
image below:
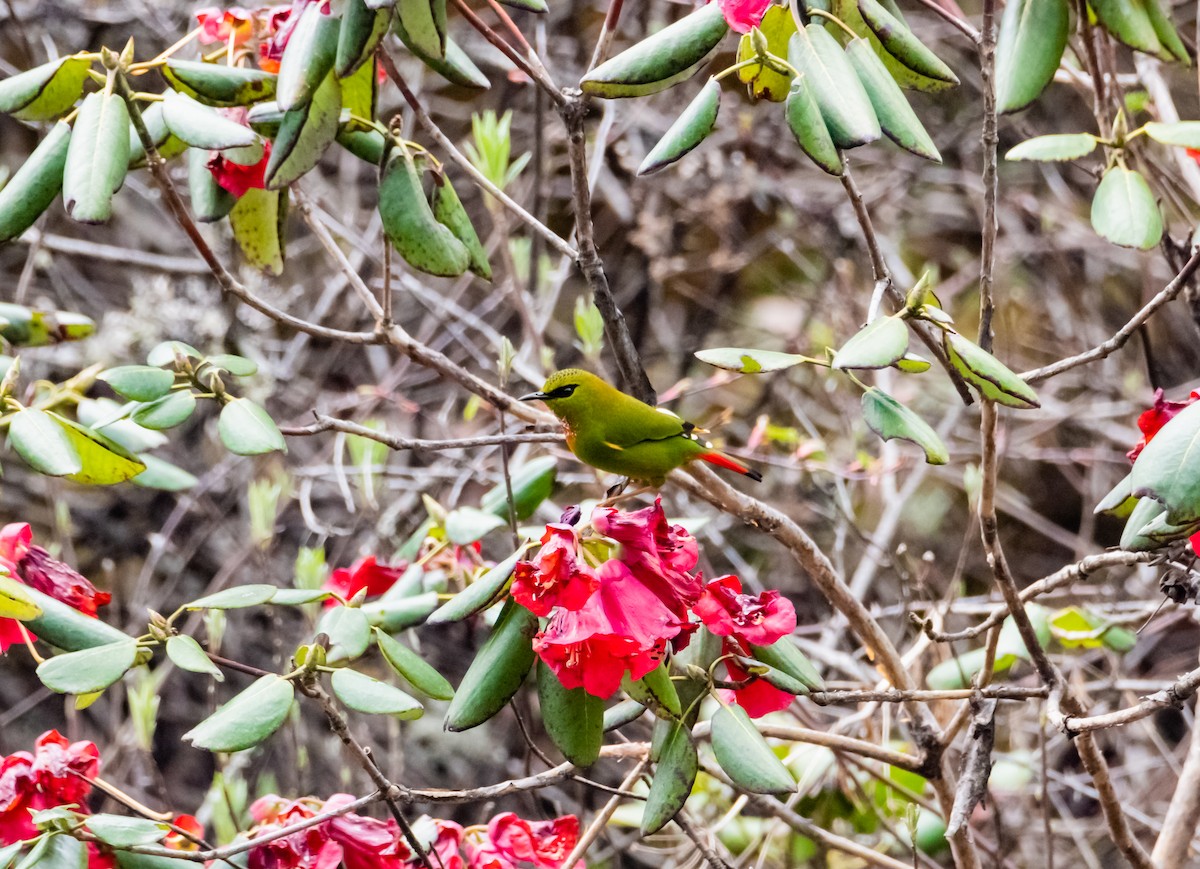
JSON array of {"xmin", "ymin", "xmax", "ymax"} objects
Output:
[{"xmin": 520, "ymin": 369, "xmax": 762, "ymax": 486}]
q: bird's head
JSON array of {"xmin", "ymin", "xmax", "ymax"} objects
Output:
[{"xmin": 519, "ymin": 369, "xmax": 604, "ymax": 420}]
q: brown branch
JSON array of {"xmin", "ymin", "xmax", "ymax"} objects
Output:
[
  {"xmin": 447, "ymin": 0, "xmax": 563, "ymax": 102},
  {"xmin": 1151, "ymin": 692, "xmax": 1200, "ymax": 868},
  {"xmin": 977, "ymin": 0, "xmax": 998, "ymax": 352},
  {"xmin": 691, "ymin": 719, "xmax": 923, "ymax": 771},
  {"xmin": 1062, "ymin": 666, "xmax": 1200, "ymax": 736},
  {"xmin": 282, "ymin": 413, "xmax": 563, "ymax": 450}
]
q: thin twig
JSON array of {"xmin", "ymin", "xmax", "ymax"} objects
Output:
[{"xmin": 281, "ymin": 413, "xmax": 562, "ymax": 449}]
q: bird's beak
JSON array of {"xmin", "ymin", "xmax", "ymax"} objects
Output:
[{"xmin": 518, "ymin": 391, "xmax": 549, "ymax": 402}]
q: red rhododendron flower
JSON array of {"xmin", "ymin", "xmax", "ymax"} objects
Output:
[
  {"xmin": 247, "ymin": 794, "xmax": 413, "ymax": 869},
  {"xmin": 208, "ymin": 140, "xmax": 271, "ymax": 197},
  {"xmin": 0, "ymin": 731, "xmax": 101, "ymax": 844},
  {"xmin": 511, "ymin": 524, "xmax": 598, "ymax": 617},
  {"xmin": 1127, "ymin": 388, "xmax": 1200, "ymax": 462},
  {"xmin": 693, "ymin": 575, "xmax": 796, "ymax": 647},
  {"xmin": 716, "ymin": 0, "xmax": 771, "ymax": 34},
  {"xmin": 591, "ymin": 497, "xmax": 701, "ymax": 618},
  {"xmin": 0, "ymin": 524, "xmax": 112, "ymax": 652},
  {"xmin": 1188, "ymin": 148, "xmax": 1200, "ymax": 165},
  {"xmin": 486, "ymin": 813, "xmax": 581, "ymax": 869},
  {"xmin": 534, "ymin": 560, "xmax": 685, "ymax": 698},
  {"xmin": 195, "ymin": 6, "xmax": 255, "ymax": 45},
  {"xmin": 164, "ymin": 814, "xmax": 205, "ymax": 850},
  {"xmin": 257, "ymin": 0, "xmax": 325, "ymax": 71},
  {"xmin": 719, "ymin": 656, "xmax": 794, "ymax": 718},
  {"xmin": 322, "ymin": 555, "xmax": 406, "ymax": 606},
  {"xmin": 423, "ymin": 819, "xmax": 465, "ymax": 869}
]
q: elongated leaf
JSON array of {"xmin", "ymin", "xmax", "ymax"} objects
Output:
[
  {"xmin": 396, "ymin": 0, "xmax": 448, "ymax": 60},
  {"xmin": 785, "ymin": 74, "xmax": 842, "ymax": 175},
  {"xmin": 639, "ymin": 77, "xmax": 721, "ymax": 175},
  {"xmin": 444, "ymin": 599, "xmax": 537, "ymax": 731},
  {"xmin": 0, "ymin": 574, "xmax": 40, "ymax": 621},
  {"xmin": 711, "ymin": 704, "xmax": 795, "ymax": 794},
  {"xmin": 218, "ymin": 398, "xmax": 286, "ymax": 455},
  {"xmin": 1095, "ymin": 470, "xmax": 1135, "ymax": 516},
  {"xmin": 846, "ymin": 39, "xmax": 940, "ymax": 161},
  {"xmin": 229, "ymin": 187, "xmax": 286, "ymax": 275},
  {"xmin": 735, "ymin": 7, "xmax": 797, "ymax": 102},
  {"xmin": 99, "ymin": 366, "xmax": 175, "ymax": 402},
  {"xmin": 861, "ymin": 388, "xmax": 948, "ymax": 465},
  {"xmin": 0, "ymin": 121, "xmax": 70, "ymax": 242},
  {"xmin": 748, "ymin": 637, "xmax": 823, "ymax": 691},
  {"xmin": 22, "ymin": 836, "xmax": 85, "ymax": 869},
  {"xmin": 1091, "ymin": 166, "xmax": 1162, "ymax": 250},
  {"xmin": 694, "ymin": 346, "xmax": 808, "ymax": 373},
  {"xmin": 37, "ymin": 639, "xmax": 138, "ymax": 694},
  {"xmin": 331, "ymin": 668, "xmax": 424, "ymax": 718},
  {"xmin": 265, "ymin": 71, "xmax": 341, "ymax": 189},
  {"xmin": 394, "ymin": 26, "xmax": 490, "ymax": 89},
  {"xmin": 788, "ymin": 24, "xmax": 880, "ymax": 149},
  {"xmin": 337, "ymin": 0, "xmax": 393, "ymax": 78},
  {"xmin": 832, "ymin": 316, "xmax": 908, "ymax": 369},
  {"xmin": 1144, "ymin": 121, "xmax": 1200, "ymax": 150},
  {"xmin": 127, "ymin": 103, "xmax": 171, "ymax": 168},
  {"xmin": 1091, "ymin": 0, "xmax": 1166, "ymax": 59},
  {"xmin": 40, "ymin": 412, "xmax": 147, "ymax": 485},
  {"xmin": 829, "ymin": 0, "xmax": 955, "ymax": 93},
  {"xmin": 85, "ymin": 816, "xmax": 168, "ymax": 848},
  {"xmin": 166, "ymin": 635, "xmax": 224, "ymax": 681},
  {"xmin": 995, "ymin": 0, "xmax": 1068, "ymax": 113},
  {"xmin": 8, "ymin": 408, "xmax": 81, "ymax": 476},
  {"xmin": 362, "ymin": 590, "xmax": 440, "ymax": 631},
  {"xmin": 580, "ymin": 3, "xmax": 728, "ymax": 98},
  {"xmin": 1145, "ymin": 0, "xmax": 1189, "ymax": 63},
  {"xmin": 276, "ymin": 3, "xmax": 340, "ymax": 110},
  {"xmin": 63, "ymin": 92, "xmax": 130, "ymax": 224},
  {"xmin": 430, "ymin": 175, "xmax": 492, "ymax": 280},
  {"xmin": 0, "ymin": 56, "xmax": 90, "ymax": 121},
  {"xmin": 856, "ymin": 0, "xmax": 957, "ymax": 84},
  {"xmin": 379, "ymin": 148, "xmax": 469, "ymax": 277},
  {"xmin": 944, "ymin": 332, "xmax": 1040, "ymax": 409},
  {"xmin": 427, "ymin": 549, "xmax": 521, "ymax": 624},
  {"xmin": 1131, "ymin": 401, "xmax": 1200, "ymax": 524},
  {"xmin": 24, "ymin": 586, "xmax": 132, "ymax": 651},
  {"xmin": 641, "ymin": 720, "xmax": 697, "ymax": 834},
  {"xmin": 183, "ymin": 674, "xmax": 294, "ymax": 752},
  {"xmin": 188, "ymin": 585, "xmax": 278, "ymax": 609},
  {"xmin": 603, "ymin": 699, "xmax": 646, "ymax": 731},
  {"xmin": 188, "ymin": 147, "xmax": 236, "ymax": 223},
  {"xmin": 162, "ymin": 91, "xmax": 259, "ymax": 150},
  {"xmin": 132, "ymin": 455, "xmax": 198, "ymax": 492},
  {"xmin": 1006, "ymin": 133, "xmax": 1098, "ymax": 162},
  {"xmin": 131, "ymin": 390, "xmax": 196, "ymax": 431},
  {"xmin": 163, "ymin": 60, "xmax": 277, "ymax": 107},
  {"xmin": 375, "ymin": 628, "xmax": 454, "ymax": 699},
  {"xmin": 537, "ymin": 660, "xmax": 604, "ymax": 766},
  {"xmin": 318, "ymin": 605, "xmax": 372, "ymax": 663}
]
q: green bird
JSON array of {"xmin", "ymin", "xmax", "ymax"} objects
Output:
[{"xmin": 519, "ymin": 369, "xmax": 762, "ymax": 486}]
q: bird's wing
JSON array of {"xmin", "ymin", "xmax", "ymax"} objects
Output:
[{"xmin": 602, "ymin": 402, "xmax": 693, "ymax": 450}]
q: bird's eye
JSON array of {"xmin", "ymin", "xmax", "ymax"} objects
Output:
[
  {"xmin": 561, "ymin": 385, "xmax": 577, "ymax": 397},
  {"xmin": 548, "ymin": 384, "xmax": 577, "ymax": 399}
]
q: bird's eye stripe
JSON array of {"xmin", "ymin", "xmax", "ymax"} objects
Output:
[{"xmin": 547, "ymin": 384, "xmax": 577, "ymax": 399}]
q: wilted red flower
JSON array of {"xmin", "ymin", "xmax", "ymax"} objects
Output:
[
  {"xmin": 463, "ymin": 814, "xmax": 581, "ymax": 869},
  {"xmin": 0, "ymin": 730, "xmax": 101, "ymax": 844},
  {"xmin": 534, "ymin": 560, "xmax": 685, "ymax": 698},
  {"xmin": 195, "ymin": 6, "xmax": 255, "ymax": 45},
  {"xmin": 422, "ymin": 819, "xmax": 465, "ymax": 869},
  {"xmin": 257, "ymin": 0, "xmax": 325, "ymax": 72},
  {"xmin": 1127, "ymin": 388, "xmax": 1200, "ymax": 462},
  {"xmin": 716, "ymin": 0, "xmax": 771, "ymax": 33},
  {"xmin": 0, "ymin": 523, "xmax": 112, "ymax": 652},
  {"xmin": 208, "ymin": 141, "xmax": 271, "ymax": 197},
  {"xmin": 719, "ymin": 656, "xmax": 794, "ymax": 718},
  {"xmin": 247, "ymin": 794, "xmax": 412, "ymax": 869},
  {"xmin": 591, "ymin": 497, "xmax": 701, "ymax": 618},
  {"xmin": 693, "ymin": 575, "xmax": 796, "ymax": 647},
  {"xmin": 511, "ymin": 524, "xmax": 598, "ymax": 617},
  {"xmin": 322, "ymin": 555, "xmax": 406, "ymax": 606},
  {"xmin": 164, "ymin": 815, "xmax": 205, "ymax": 850}
]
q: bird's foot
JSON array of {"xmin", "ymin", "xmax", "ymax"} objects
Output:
[{"xmin": 598, "ymin": 482, "xmax": 655, "ymax": 508}]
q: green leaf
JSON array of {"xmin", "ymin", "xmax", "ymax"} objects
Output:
[
  {"xmin": 995, "ymin": 0, "xmax": 1069, "ymax": 113},
  {"xmin": 748, "ymin": 637, "xmax": 823, "ymax": 691},
  {"xmin": 336, "ymin": 0, "xmax": 393, "ymax": 78},
  {"xmin": 146, "ymin": 340, "xmax": 203, "ymax": 367},
  {"xmin": 832, "ymin": 316, "xmax": 909, "ymax": 369},
  {"xmin": 379, "ymin": 149, "xmax": 470, "ymax": 277},
  {"xmin": 1144, "ymin": 121, "xmax": 1200, "ymax": 149},
  {"xmin": 0, "ymin": 574, "xmax": 41, "ymax": 621},
  {"xmin": 444, "ymin": 599, "xmax": 537, "ymax": 731},
  {"xmin": 1145, "ymin": 0, "xmax": 1190, "ymax": 63},
  {"xmin": 276, "ymin": 3, "xmax": 341, "ymax": 110},
  {"xmin": 218, "ymin": 398, "xmax": 287, "ymax": 455},
  {"xmin": 694, "ymin": 347, "xmax": 808, "ymax": 373},
  {"xmin": 20, "ymin": 835, "xmax": 85, "ymax": 869},
  {"xmin": 1091, "ymin": 0, "xmax": 1166, "ymax": 59},
  {"xmin": 480, "ymin": 456, "xmax": 557, "ymax": 521},
  {"xmin": 8, "ymin": 408, "xmax": 81, "ymax": 476},
  {"xmin": 1094, "ymin": 471, "xmax": 1135, "ymax": 516},
  {"xmin": 0, "ymin": 303, "xmax": 94, "ymax": 346},
  {"xmin": 1131, "ymin": 401, "xmax": 1200, "ymax": 524},
  {"xmin": 856, "ymin": 0, "xmax": 957, "ymax": 84},
  {"xmin": 0, "ymin": 842, "xmax": 21, "ymax": 869},
  {"xmin": 0, "ymin": 121, "xmax": 71, "ymax": 243},
  {"xmin": 270, "ymin": 588, "xmax": 332, "ymax": 605},
  {"xmin": 1120, "ymin": 496, "xmax": 1198, "ymax": 549},
  {"xmin": 396, "ymin": 0, "xmax": 448, "ymax": 60},
  {"xmin": 580, "ymin": 3, "xmax": 729, "ymax": 99},
  {"xmin": 1006, "ymin": 133, "xmax": 1098, "ymax": 162},
  {"xmin": 944, "ymin": 331, "xmax": 1040, "ymax": 409},
  {"xmin": 37, "ymin": 639, "xmax": 138, "ymax": 694},
  {"xmin": 641, "ymin": 719, "xmax": 698, "ymax": 834},
  {"xmin": 84, "ymin": 816, "xmax": 168, "ymax": 848},
  {"xmin": 0, "ymin": 56, "xmax": 91, "ymax": 121},
  {"xmin": 393, "ymin": 28, "xmax": 490, "ymax": 90},
  {"xmin": 622, "ymin": 662, "xmax": 682, "ymax": 718},
  {"xmin": 711, "ymin": 704, "xmax": 795, "ymax": 794},
  {"xmin": 330, "ymin": 668, "xmax": 424, "ymax": 718},
  {"xmin": 788, "ymin": 24, "xmax": 880, "ymax": 150},
  {"xmin": 206, "ymin": 354, "xmax": 258, "ymax": 376},
  {"xmin": 130, "ymin": 391, "xmax": 197, "ymax": 431},
  {"xmin": 735, "ymin": 8, "xmax": 797, "ymax": 102},
  {"xmin": 427, "ymin": 549, "xmax": 522, "ymax": 624},
  {"xmin": 1090, "ymin": 166, "xmax": 1162, "ymax": 250},
  {"xmin": 99, "ymin": 366, "xmax": 176, "ymax": 402},
  {"xmin": 161, "ymin": 91, "xmax": 259, "ymax": 150},
  {"xmin": 926, "ymin": 646, "xmax": 1018, "ymax": 689},
  {"xmin": 166, "ymin": 635, "xmax": 225, "ymax": 681},
  {"xmin": 895, "ymin": 352, "xmax": 931, "ymax": 373},
  {"xmin": 132, "ymin": 454, "xmax": 198, "ymax": 492},
  {"xmin": 829, "ymin": 0, "xmax": 956, "ymax": 93},
  {"xmin": 362, "ymin": 590, "xmax": 440, "ymax": 631},
  {"xmin": 163, "ymin": 60, "xmax": 277, "ymax": 107},
  {"xmin": 537, "ymin": 659, "xmax": 604, "ymax": 766},
  {"xmin": 443, "ymin": 506, "xmax": 508, "ymax": 546},
  {"xmin": 229, "ymin": 187, "xmax": 287, "ymax": 275},
  {"xmin": 23, "ymin": 585, "xmax": 132, "ymax": 651},
  {"xmin": 186, "ymin": 584, "xmax": 278, "ymax": 610},
  {"xmin": 785, "ymin": 74, "xmax": 842, "ymax": 175},
  {"xmin": 638, "ymin": 77, "xmax": 721, "ymax": 176},
  {"xmin": 47, "ymin": 412, "xmax": 146, "ymax": 485},
  {"xmin": 188, "ymin": 147, "xmax": 236, "ymax": 224},
  {"xmin": 265, "ymin": 71, "xmax": 341, "ymax": 190},
  {"xmin": 603, "ymin": 699, "xmax": 646, "ymax": 731},
  {"xmin": 846, "ymin": 39, "xmax": 940, "ymax": 161},
  {"xmin": 431, "ymin": 175, "xmax": 492, "ymax": 281},
  {"xmin": 861, "ymin": 388, "xmax": 948, "ymax": 465},
  {"xmin": 63, "ymin": 92, "xmax": 130, "ymax": 224},
  {"xmin": 374, "ymin": 628, "xmax": 454, "ymax": 699},
  {"xmin": 114, "ymin": 853, "xmax": 195, "ymax": 869},
  {"xmin": 339, "ymin": 59, "xmax": 376, "ymax": 125},
  {"xmin": 183, "ymin": 674, "xmax": 295, "ymax": 752},
  {"xmin": 318, "ymin": 605, "xmax": 372, "ymax": 663}
]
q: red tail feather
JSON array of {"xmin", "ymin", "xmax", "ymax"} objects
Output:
[{"xmin": 699, "ymin": 451, "xmax": 763, "ymax": 482}]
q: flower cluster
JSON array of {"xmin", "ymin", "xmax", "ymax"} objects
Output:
[
  {"xmin": 194, "ymin": 2, "xmax": 301, "ymax": 71},
  {"xmin": 0, "ymin": 731, "xmax": 198, "ymax": 868},
  {"xmin": 247, "ymin": 795, "xmax": 580, "ymax": 869},
  {"xmin": 514, "ymin": 500, "xmax": 798, "ymax": 714},
  {"xmin": 716, "ymin": 0, "xmax": 771, "ymax": 33},
  {"xmin": 1127, "ymin": 389, "xmax": 1200, "ymax": 555},
  {"xmin": 0, "ymin": 523, "xmax": 112, "ymax": 652}
]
